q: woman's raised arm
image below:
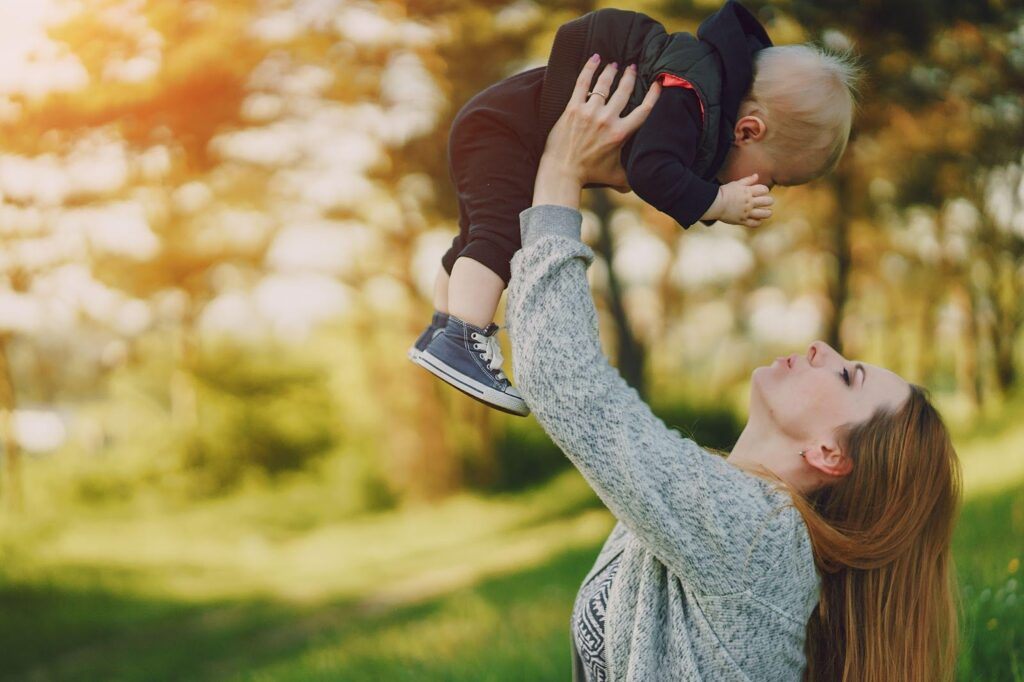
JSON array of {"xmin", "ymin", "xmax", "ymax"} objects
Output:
[{"xmin": 506, "ymin": 58, "xmax": 796, "ymax": 598}]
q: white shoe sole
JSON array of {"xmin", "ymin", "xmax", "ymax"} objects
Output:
[{"xmin": 414, "ymin": 350, "xmax": 530, "ymax": 417}]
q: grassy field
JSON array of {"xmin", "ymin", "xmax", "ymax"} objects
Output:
[{"xmin": 0, "ymin": 423, "xmax": 1022, "ymax": 681}]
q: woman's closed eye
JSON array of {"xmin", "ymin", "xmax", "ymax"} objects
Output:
[{"xmin": 840, "ymin": 367, "xmax": 851, "ymax": 386}]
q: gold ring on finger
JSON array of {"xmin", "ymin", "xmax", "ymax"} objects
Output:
[{"xmin": 587, "ymin": 90, "xmax": 609, "ymax": 100}]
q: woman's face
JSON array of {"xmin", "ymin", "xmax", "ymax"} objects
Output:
[{"xmin": 750, "ymin": 341, "xmax": 911, "ymax": 446}]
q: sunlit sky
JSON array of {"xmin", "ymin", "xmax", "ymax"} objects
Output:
[
  {"xmin": 0, "ymin": 0, "xmax": 87, "ymax": 105},
  {"xmin": 0, "ymin": 0, "xmax": 448, "ymax": 355}
]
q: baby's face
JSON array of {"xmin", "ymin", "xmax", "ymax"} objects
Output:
[
  {"xmin": 715, "ymin": 113, "xmax": 824, "ymax": 189},
  {"xmin": 716, "ymin": 140, "xmax": 781, "ymax": 190}
]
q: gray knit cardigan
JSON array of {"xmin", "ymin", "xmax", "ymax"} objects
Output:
[{"xmin": 505, "ymin": 204, "xmax": 822, "ymax": 681}]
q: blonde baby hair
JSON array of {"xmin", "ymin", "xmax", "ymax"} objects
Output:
[{"xmin": 746, "ymin": 43, "xmax": 863, "ymax": 184}]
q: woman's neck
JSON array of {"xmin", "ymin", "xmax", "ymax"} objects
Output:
[{"xmin": 726, "ymin": 422, "xmax": 822, "ymax": 496}]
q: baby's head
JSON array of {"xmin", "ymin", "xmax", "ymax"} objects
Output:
[{"xmin": 717, "ymin": 44, "xmax": 862, "ymax": 189}]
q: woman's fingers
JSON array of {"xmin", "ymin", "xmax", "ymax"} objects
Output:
[
  {"xmin": 621, "ymin": 79, "xmax": 661, "ymax": 131},
  {"xmin": 570, "ymin": 54, "xmax": 602, "ymax": 106},
  {"xmin": 586, "ymin": 61, "xmax": 619, "ymax": 108},
  {"xmin": 605, "ymin": 63, "xmax": 635, "ymax": 114}
]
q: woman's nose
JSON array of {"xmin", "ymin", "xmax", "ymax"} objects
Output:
[
  {"xmin": 807, "ymin": 341, "xmax": 819, "ymax": 365},
  {"xmin": 807, "ymin": 340, "xmax": 841, "ymax": 366},
  {"xmin": 807, "ymin": 340, "xmax": 827, "ymax": 366}
]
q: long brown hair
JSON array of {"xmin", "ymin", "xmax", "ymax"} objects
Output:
[{"xmin": 754, "ymin": 384, "xmax": 963, "ymax": 681}]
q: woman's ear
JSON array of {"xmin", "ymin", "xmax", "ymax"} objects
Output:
[{"xmin": 805, "ymin": 441, "xmax": 853, "ymax": 478}]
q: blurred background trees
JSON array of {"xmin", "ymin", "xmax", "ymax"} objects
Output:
[
  {"xmin": 0, "ymin": 0, "xmax": 1021, "ymax": 508},
  {"xmin": 0, "ymin": 2, "xmax": 1021, "ymax": 680}
]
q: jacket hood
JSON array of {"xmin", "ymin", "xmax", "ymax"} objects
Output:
[{"xmin": 697, "ymin": 1, "xmax": 773, "ymax": 123}]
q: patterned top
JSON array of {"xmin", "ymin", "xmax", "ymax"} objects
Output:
[{"xmin": 572, "ymin": 553, "xmax": 624, "ymax": 682}]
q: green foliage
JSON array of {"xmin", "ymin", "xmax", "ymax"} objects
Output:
[
  {"xmin": 1, "ymin": 469, "xmax": 1019, "ymax": 680},
  {"xmin": 651, "ymin": 400, "xmax": 744, "ymax": 452},
  {"xmin": 460, "ymin": 400, "xmax": 743, "ymax": 495},
  {"xmin": 343, "ymin": 453, "xmax": 401, "ymax": 514},
  {"xmin": 953, "ymin": 483, "xmax": 1024, "ymax": 680},
  {"xmin": 50, "ymin": 335, "xmax": 343, "ymax": 507},
  {"xmin": 465, "ymin": 419, "xmax": 570, "ymax": 492},
  {"xmin": 182, "ymin": 342, "xmax": 339, "ymax": 496}
]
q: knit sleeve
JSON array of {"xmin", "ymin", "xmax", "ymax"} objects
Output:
[{"xmin": 506, "ymin": 204, "xmax": 788, "ymax": 597}]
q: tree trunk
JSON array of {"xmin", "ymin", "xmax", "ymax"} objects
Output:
[
  {"xmin": 0, "ymin": 333, "xmax": 23, "ymax": 512},
  {"xmin": 391, "ymin": 257, "xmax": 453, "ymax": 500},
  {"xmin": 405, "ymin": 321, "xmax": 457, "ymax": 499},
  {"xmin": 171, "ymin": 307, "xmax": 200, "ymax": 436},
  {"xmin": 916, "ymin": 288, "xmax": 940, "ymax": 386},
  {"xmin": 951, "ymin": 282, "xmax": 982, "ymax": 410},
  {"xmin": 993, "ymin": 254, "xmax": 1020, "ymax": 394},
  {"xmin": 591, "ymin": 188, "xmax": 647, "ymax": 398},
  {"xmin": 827, "ymin": 169, "xmax": 852, "ymax": 353}
]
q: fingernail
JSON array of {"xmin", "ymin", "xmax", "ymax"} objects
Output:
[
  {"xmin": 610, "ymin": 62, "xmax": 618, "ymax": 69},
  {"xmin": 629, "ymin": 64, "xmax": 637, "ymax": 71},
  {"xmin": 590, "ymin": 53, "xmax": 600, "ymax": 63}
]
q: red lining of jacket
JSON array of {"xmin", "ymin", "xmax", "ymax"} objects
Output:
[{"xmin": 655, "ymin": 72, "xmax": 705, "ymax": 124}]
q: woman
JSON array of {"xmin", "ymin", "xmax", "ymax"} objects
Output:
[{"xmin": 505, "ymin": 57, "xmax": 963, "ymax": 681}]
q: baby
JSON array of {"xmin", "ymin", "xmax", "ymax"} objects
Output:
[{"xmin": 409, "ymin": 1, "xmax": 859, "ymax": 416}]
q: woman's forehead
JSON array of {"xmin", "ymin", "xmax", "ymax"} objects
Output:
[{"xmin": 862, "ymin": 362, "xmax": 912, "ymax": 410}]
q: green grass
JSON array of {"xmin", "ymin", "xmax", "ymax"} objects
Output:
[
  {"xmin": 0, "ymin": 543, "xmax": 602, "ymax": 682},
  {"xmin": 952, "ymin": 484, "xmax": 1024, "ymax": 680},
  {"xmin": 0, "ymin": 423, "xmax": 1022, "ymax": 680}
]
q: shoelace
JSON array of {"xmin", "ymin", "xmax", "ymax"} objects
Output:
[{"xmin": 472, "ymin": 331, "xmax": 508, "ymax": 382}]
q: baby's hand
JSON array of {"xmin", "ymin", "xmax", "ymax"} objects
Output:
[{"xmin": 703, "ymin": 174, "xmax": 773, "ymax": 228}]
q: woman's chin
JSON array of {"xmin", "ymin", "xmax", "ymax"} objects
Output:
[
  {"xmin": 749, "ymin": 366, "xmax": 776, "ymax": 403},
  {"xmin": 750, "ymin": 365, "xmax": 770, "ymax": 383}
]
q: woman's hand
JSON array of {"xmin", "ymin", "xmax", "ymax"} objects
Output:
[{"xmin": 533, "ymin": 54, "xmax": 661, "ymax": 209}]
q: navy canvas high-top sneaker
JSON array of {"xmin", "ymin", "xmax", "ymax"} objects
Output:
[
  {"xmin": 407, "ymin": 310, "xmax": 449, "ymax": 362},
  {"xmin": 414, "ymin": 315, "xmax": 529, "ymax": 416}
]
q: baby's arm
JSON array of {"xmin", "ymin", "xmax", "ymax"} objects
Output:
[
  {"xmin": 625, "ymin": 87, "xmax": 773, "ymax": 229},
  {"xmin": 622, "ymin": 87, "xmax": 721, "ymax": 228}
]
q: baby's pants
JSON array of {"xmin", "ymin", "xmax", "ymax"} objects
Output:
[{"xmin": 440, "ymin": 66, "xmax": 548, "ymax": 286}]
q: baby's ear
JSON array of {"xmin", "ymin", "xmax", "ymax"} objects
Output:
[{"xmin": 734, "ymin": 114, "xmax": 768, "ymax": 142}]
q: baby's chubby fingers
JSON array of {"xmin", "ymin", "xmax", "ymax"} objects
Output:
[
  {"xmin": 753, "ymin": 195, "xmax": 774, "ymax": 207},
  {"xmin": 751, "ymin": 183, "xmax": 770, "ymax": 196},
  {"xmin": 750, "ymin": 208, "xmax": 772, "ymax": 220}
]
